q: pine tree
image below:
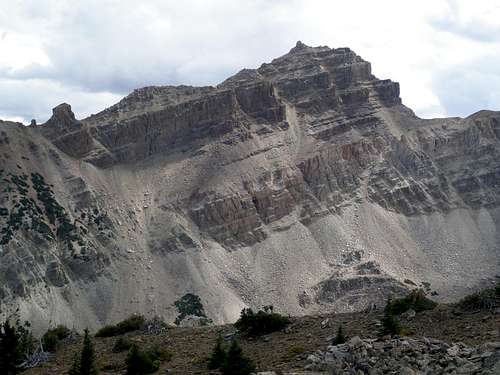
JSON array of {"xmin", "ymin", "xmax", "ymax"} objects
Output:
[
  {"xmin": 0, "ymin": 320, "xmax": 20, "ymax": 375},
  {"xmin": 221, "ymin": 340, "xmax": 255, "ymax": 375},
  {"xmin": 68, "ymin": 353, "xmax": 81, "ymax": 375},
  {"xmin": 380, "ymin": 298, "xmax": 401, "ymax": 336},
  {"xmin": 208, "ymin": 335, "xmax": 226, "ymax": 369},
  {"xmin": 79, "ymin": 329, "xmax": 98, "ymax": 375},
  {"xmin": 332, "ymin": 325, "xmax": 347, "ymax": 345}
]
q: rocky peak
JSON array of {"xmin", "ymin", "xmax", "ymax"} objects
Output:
[
  {"xmin": 48, "ymin": 103, "xmax": 77, "ymax": 126},
  {"xmin": 289, "ymin": 40, "xmax": 310, "ymax": 54},
  {"xmin": 40, "ymin": 102, "xmax": 95, "ymax": 159},
  {"xmin": 42, "ymin": 103, "xmax": 81, "ymax": 138}
]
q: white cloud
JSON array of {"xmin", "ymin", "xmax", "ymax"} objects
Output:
[{"xmin": 0, "ymin": 0, "xmax": 498, "ymax": 122}]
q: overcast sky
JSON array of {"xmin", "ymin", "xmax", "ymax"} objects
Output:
[{"xmin": 1, "ymin": 0, "xmax": 499, "ymax": 123}]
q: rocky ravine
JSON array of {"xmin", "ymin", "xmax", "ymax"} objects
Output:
[{"xmin": 0, "ymin": 41, "xmax": 499, "ymax": 332}]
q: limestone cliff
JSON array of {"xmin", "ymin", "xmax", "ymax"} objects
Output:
[{"xmin": 0, "ymin": 42, "xmax": 499, "ymax": 332}]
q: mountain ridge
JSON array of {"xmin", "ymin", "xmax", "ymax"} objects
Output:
[{"xmin": 0, "ymin": 41, "xmax": 499, "ymax": 333}]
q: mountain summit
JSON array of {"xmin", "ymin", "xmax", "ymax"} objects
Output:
[{"xmin": 0, "ymin": 42, "xmax": 499, "ymax": 331}]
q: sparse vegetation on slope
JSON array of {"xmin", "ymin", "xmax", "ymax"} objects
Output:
[{"xmin": 18, "ymin": 302, "xmax": 500, "ymax": 375}]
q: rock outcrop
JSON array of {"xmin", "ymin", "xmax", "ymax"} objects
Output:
[
  {"xmin": 0, "ymin": 42, "xmax": 499, "ymax": 332},
  {"xmin": 304, "ymin": 336, "xmax": 500, "ymax": 374}
]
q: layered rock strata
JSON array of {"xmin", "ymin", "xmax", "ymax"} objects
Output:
[{"xmin": 0, "ymin": 42, "xmax": 499, "ymax": 331}]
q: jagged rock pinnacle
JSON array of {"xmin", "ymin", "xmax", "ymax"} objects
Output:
[
  {"xmin": 289, "ymin": 40, "xmax": 309, "ymax": 54},
  {"xmin": 51, "ymin": 103, "xmax": 76, "ymax": 122}
]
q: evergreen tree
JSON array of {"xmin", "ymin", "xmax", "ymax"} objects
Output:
[
  {"xmin": 221, "ymin": 340, "xmax": 255, "ymax": 375},
  {"xmin": 79, "ymin": 329, "xmax": 98, "ymax": 375},
  {"xmin": 332, "ymin": 325, "xmax": 347, "ymax": 345},
  {"xmin": 0, "ymin": 320, "xmax": 20, "ymax": 375},
  {"xmin": 380, "ymin": 298, "xmax": 401, "ymax": 336},
  {"xmin": 68, "ymin": 353, "xmax": 81, "ymax": 375},
  {"xmin": 208, "ymin": 335, "xmax": 226, "ymax": 369}
]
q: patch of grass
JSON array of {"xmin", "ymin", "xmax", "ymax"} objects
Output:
[
  {"xmin": 284, "ymin": 345, "xmax": 305, "ymax": 360},
  {"xmin": 234, "ymin": 306, "xmax": 290, "ymax": 337}
]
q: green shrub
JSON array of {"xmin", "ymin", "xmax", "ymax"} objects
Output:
[
  {"xmin": 94, "ymin": 325, "xmax": 118, "ymax": 338},
  {"xmin": 113, "ymin": 337, "xmax": 133, "ymax": 353},
  {"xmin": 124, "ymin": 343, "xmax": 171, "ymax": 375},
  {"xmin": 42, "ymin": 325, "xmax": 70, "ymax": 352},
  {"xmin": 95, "ymin": 315, "xmax": 145, "ymax": 338},
  {"xmin": 234, "ymin": 307, "xmax": 290, "ymax": 336},
  {"xmin": 147, "ymin": 345, "xmax": 173, "ymax": 363},
  {"xmin": 388, "ymin": 289, "xmax": 437, "ymax": 315},
  {"xmin": 459, "ymin": 287, "xmax": 499, "ymax": 310},
  {"xmin": 221, "ymin": 340, "xmax": 255, "ymax": 375},
  {"xmin": 285, "ymin": 345, "xmax": 305, "ymax": 359},
  {"xmin": 125, "ymin": 345, "xmax": 159, "ymax": 375},
  {"xmin": 116, "ymin": 315, "xmax": 145, "ymax": 334}
]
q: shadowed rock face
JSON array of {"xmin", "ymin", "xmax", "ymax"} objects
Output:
[{"xmin": 0, "ymin": 42, "xmax": 499, "ymax": 332}]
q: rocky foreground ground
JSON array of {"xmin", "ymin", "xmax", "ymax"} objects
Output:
[
  {"xmin": 303, "ymin": 336, "xmax": 500, "ymax": 374},
  {"xmin": 25, "ymin": 304, "xmax": 499, "ymax": 374}
]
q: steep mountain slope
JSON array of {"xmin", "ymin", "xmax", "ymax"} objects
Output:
[{"xmin": 0, "ymin": 42, "xmax": 499, "ymax": 332}]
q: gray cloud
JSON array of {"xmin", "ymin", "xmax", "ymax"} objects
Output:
[
  {"xmin": 3, "ymin": 1, "xmax": 303, "ymax": 93},
  {"xmin": 432, "ymin": 55, "xmax": 500, "ymax": 117},
  {"xmin": 0, "ymin": 0, "xmax": 499, "ymax": 122}
]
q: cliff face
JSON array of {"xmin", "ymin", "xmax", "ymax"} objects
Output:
[{"xmin": 1, "ymin": 42, "xmax": 499, "ymax": 332}]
